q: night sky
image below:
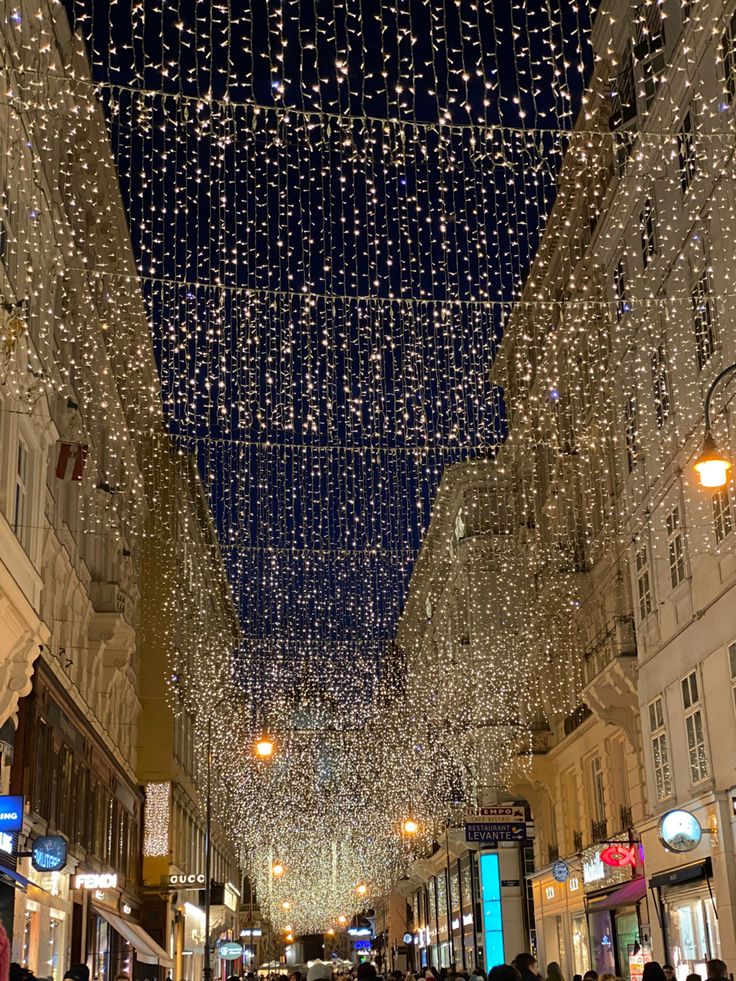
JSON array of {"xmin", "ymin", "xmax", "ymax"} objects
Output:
[{"xmin": 65, "ymin": 0, "xmax": 595, "ymax": 711}]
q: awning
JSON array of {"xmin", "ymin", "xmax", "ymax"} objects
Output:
[
  {"xmin": 92, "ymin": 905, "xmax": 174, "ymax": 968},
  {"xmin": 586, "ymin": 877, "xmax": 647, "ymax": 912},
  {"xmin": 0, "ymin": 866, "xmax": 32, "ymax": 891},
  {"xmin": 650, "ymin": 857, "xmax": 712, "ymax": 890}
]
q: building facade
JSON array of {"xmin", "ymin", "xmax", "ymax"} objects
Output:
[
  {"xmin": 0, "ymin": 3, "xmax": 242, "ymax": 980},
  {"xmin": 488, "ymin": 0, "xmax": 736, "ymax": 976}
]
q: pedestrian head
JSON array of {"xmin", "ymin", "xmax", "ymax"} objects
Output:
[
  {"xmin": 663, "ymin": 968, "xmax": 676, "ymax": 981},
  {"xmin": 643, "ymin": 964, "xmax": 667, "ymax": 981},
  {"xmin": 583, "ymin": 972, "xmax": 598, "ymax": 981},
  {"xmin": 488, "ymin": 967, "xmax": 522, "ymax": 981},
  {"xmin": 513, "ymin": 957, "xmax": 538, "ymax": 978},
  {"xmin": 547, "ymin": 965, "xmax": 564, "ymax": 981},
  {"xmin": 357, "ymin": 966, "xmax": 377, "ymax": 981},
  {"xmin": 686, "ymin": 974, "xmax": 702, "ymax": 981},
  {"xmin": 707, "ymin": 963, "xmax": 728, "ymax": 981},
  {"xmin": 573, "ymin": 975, "xmax": 583, "ymax": 981}
]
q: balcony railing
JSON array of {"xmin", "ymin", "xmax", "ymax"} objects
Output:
[
  {"xmin": 548, "ymin": 843, "xmax": 560, "ymax": 863},
  {"xmin": 573, "ymin": 830, "xmax": 584, "ymax": 853},
  {"xmin": 583, "ymin": 615, "xmax": 636, "ymax": 686},
  {"xmin": 619, "ymin": 804, "xmax": 633, "ymax": 831},
  {"xmin": 591, "ymin": 819, "xmax": 608, "ymax": 843}
]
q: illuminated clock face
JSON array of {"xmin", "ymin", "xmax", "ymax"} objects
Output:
[{"xmin": 658, "ymin": 809, "xmax": 702, "ymax": 853}]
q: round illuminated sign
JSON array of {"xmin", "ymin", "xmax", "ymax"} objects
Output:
[
  {"xmin": 552, "ymin": 860, "xmax": 570, "ymax": 883},
  {"xmin": 32, "ymin": 835, "xmax": 67, "ymax": 873},
  {"xmin": 402, "ymin": 932, "xmax": 413, "ymax": 944},
  {"xmin": 658, "ymin": 809, "xmax": 702, "ymax": 853},
  {"xmin": 217, "ymin": 942, "xmax": 244, "ymax": 961}
]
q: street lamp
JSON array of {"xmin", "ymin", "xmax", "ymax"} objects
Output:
[
  {"xmin": 254, "ymin": 735, "xmax": 275, "ymax": 758},
  {"xmin": 272, "ymin": 862, "xmax": 285, "ymax": 877},
  {"xmin": 356, "ymin": 883, "xmax": 367, "ymax": 896},
  {"xmin": 402, "ymin": 818, "xmax": 419, "ymax": 835},
  {"xmin": 694, "ymin": 363, "xmax": 736, "ymax": 488}
]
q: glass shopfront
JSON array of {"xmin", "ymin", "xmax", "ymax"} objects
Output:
[
  {"xmin": 614, "ymin": 911, "xmax": 640, "ymax": 981},
  {"xmin": 663, "ymin": 886, "xmax": 720, "ymax": 981},
  {"xmin": 571, "ymin": 914, "xmax": 591, "ymax": 976},
  {"xmin": 588, "ymin": 909, "xmax": 616, "ymax": 976}
]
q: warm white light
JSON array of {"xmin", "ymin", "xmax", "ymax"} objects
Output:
[
  {"xmin": 403, "ymin": 818, "xmax": 419, "ymax": 835},
  {"xmin": 272, "ymin": 862, "xmax": 285, "ymax": 877},
  {"xmin": 255, "ymin": 736, "xmax": 275, "ymax": 758}
]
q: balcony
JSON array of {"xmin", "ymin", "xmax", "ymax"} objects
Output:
[
  {"xmin": 582, "ymin": 616, "xmax": 636, "ymax": 686},
  {"xmin": 591, "ymin": 819, "xmax": 608, "ymax": 844},
  {"xmin": 573, "ymin": 830, "xmax": 583, "ymax": 853},
  {"xmin": 582, "ymin": 616, "xmax": 639, "ymax": 747},
  {"xmin": 548, "ymin": 843, "xmax": 560, "ymax": 863},
  {"xmin": 619, "ymin": 804, "xmax": 633, "ymax": 832}
]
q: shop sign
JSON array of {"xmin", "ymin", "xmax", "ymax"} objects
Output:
[
  {"xmin": 74, "ymin": 873, "xmax": 118, "ymax": 890},
  {"xmin": 0, "ymin": 833, "xmax": 13, "ymax": 856},
  {"xmin": 0, "ymin": 796, "xmax": 24, "ymax": 833},
  {"xmin": 165, "ymin": 872, "xmax": 206, "ymax": 888},
  {"xmin": 402, "ymin": 933, "xmax": 413, "ymax": 944},
  {"xmin": 223, "ymin": 881, "xmax": 239, "ymax": 911},
  {"xmin": 32, "ymin": 836, "xmax": 68, "ymax": 873},
  {"xmin": 240, "ymin": 928, "xmax": 262, "ymax": 938},
  {"xmin": 552, "ymin": 860, "xmax": 570, "ymax": 882},
  {"xmin": 600, "ymin": 843, "xmax": 637, "ymax": 869},
  {"xmin": 217, "ymin": 942, "xmax": 244, "ymax": 960},
  {"xmin": 465, "ymin": 806, "xmax": 526, "ymax": 843},
  {"xmin": 122, "ymin": 904, "xmax": 132, "ymax": 915},
  {"xmin": 354, "ymin": 940, "xmax": 372, "ymax": 952}
]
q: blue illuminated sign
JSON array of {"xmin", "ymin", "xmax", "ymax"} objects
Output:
[
  {"xmin": 479, "ymin": 852, "xmax": 504, "ymax": 970},
  {"xmin": 0, "ymin": 796, "xmax": 24, "ymax": 833},
  {"xmin": 32, "ymin": 836, "xmax": 68, "ymax": 872}
]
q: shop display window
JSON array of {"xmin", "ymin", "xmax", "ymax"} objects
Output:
[
  {"xmin": 614, "ymin": 911, "xmax": 639, "ymax": 981},
  {"xmin": 588, "ymin": 909, "xmax": 616, "ymax": 976},
  {"xmin": 571, "ymin": 914, "xmax": 591, "ymax": 976},
  {"xmin": 665, "ymin": 892, "xmax": 720, "ymax": 980}
]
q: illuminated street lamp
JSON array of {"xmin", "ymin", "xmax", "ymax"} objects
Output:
[
  {"xmin": 254, "ymin": 735, "xmax": 275, "ymax": 758},
  {"xmin": 356, "ymin": 883, "xmax": 367, "ymax": 896},
  {"xmin": 272, "ymin": 862, "xmax": 285, "ymax": 877},
  {"xmin": 402, "ymin": 818, "xmax": 419, "ymax": 835},
  {"xmin": 694, "ymin": 363, "xmax": 736, "ymax": 488},
  {"xmin": 337, "ymin": 915, "xmax": 347, "ymax": 926},
  {"xmin": 281, "ymin": 900, "xmax": 291, "ymax": 911}
]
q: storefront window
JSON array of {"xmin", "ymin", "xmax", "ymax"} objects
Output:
[
  {"xmin": 23, "ymin": 906, "xmax": 39, "ymax": 973},
  {"xmin": 571, "ymin": 914, "xmax": 591, "ymax": 976},
  {"xmin": 615, "ymin": 911, "xmax": 639, "ymax": 981},
  {"xmin": 588, "ymin": 910, "xmax": 615, "ymax": 976},
  {"xmin": 665, "ymin": 891, "xmax": 720, "ymax": 981},
  {"xmin": 48, "ymin": 914, "xmax": 65, "ymax": 981},
  {"xmin": 89, "ymin": 915, "xmax": 110, "ymax": 981}
]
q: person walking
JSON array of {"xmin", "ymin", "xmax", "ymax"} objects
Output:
[{"xmin": 546, "ymin": 963, "xmax": 565, "ymax": 981}]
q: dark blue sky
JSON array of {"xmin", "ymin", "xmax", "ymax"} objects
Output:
[{"xmin": 67, "ymin": 0, "xmax": 595, "ymax": 710}]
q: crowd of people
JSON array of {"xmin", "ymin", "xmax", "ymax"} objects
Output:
[{"xmin": 263, "ymin": 953, "xmax": 734, "ymax": 981}]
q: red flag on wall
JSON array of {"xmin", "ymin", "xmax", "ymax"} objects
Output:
[{"xmin": 56, "ymin": 441, "xmax": 88, "ymax": 481}]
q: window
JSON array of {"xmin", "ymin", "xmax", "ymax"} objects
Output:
[
  {"xmin": 648, "ymin": 696, "xmax": 672, "ymax": 800},
  {"xmin": 666, "ymin": 505, "xmax": 686, "ymax": 588},
  {"xmin": 681, "ymin": 670, "xmax": 709, "ymax": 783},
  {"xmin": 589, "ymin": 755, "xmax": 606, "ymax": 823},
  {"xmin": 610, "ymin": 45, "xmax": 637, "ymax": 128},
  {"xmin": 13, "ymin": 436, "xmax": 29, "ymax": 550},
  {"xmin": 677, "ymin": 108, "xmax": 697, "ymax": 192},
  {"xmin": 636, "ymin": 544, "xmax": 652, "ymax": 620},
  {"xmin": 713, "ymin": 486, "xmax": 733, "ymax": 544},
  {"xmin": 692, "ymin": 270, "xmax": 716, "ymax": 369},
  {"xmin": 613, "ymin": 255, "xmax": 629, "ymax": 319},
  {"xmin": 722, "ymin": 9, "xmax": 736, "ymax": 105},
  {"xmin": 635, "ymin": 1, "xmax": 665, "ymax": 58},
  {"xmin": 640, "ymin": 196, "xmax": 658, "ymax": 267},
  {"xmin": 641, "ymin": 51, "xmax": 666, "ymax": 112},
  {"xmin": 624, "ymin": 392, "xmax": 640, "ymax": 472},
  {"xmin": 651, "ymin": 340, "xmax": 671, "ymax": 428}
]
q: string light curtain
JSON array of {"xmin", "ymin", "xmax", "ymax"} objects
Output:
[{"xmin": 6, "ymin": 0, "xmax": 734, "ymax": 932}]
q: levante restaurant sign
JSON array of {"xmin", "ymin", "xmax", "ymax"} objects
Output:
[{"xmin": 465, "ymin": 806, "xmax": 527, "ymax": 843}]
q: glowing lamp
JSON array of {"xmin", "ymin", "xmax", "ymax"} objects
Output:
[
  {"xmin": 337, "ymin": 915, "xmax": 347, "ymax": 925},
  {"xmin": 694, "ymin": 431, "xmax": 731, "ymax": 489},
  {"xmin": 254, "ymin": 736, "xmax": 275, "ymax": 758},
  {"xmin": 403, "ymin": 818, "xmax": 419, "ymax": 834},
  {"xmin": 272, "ymin": 862, "xmax": 285, "ymax": 877},
  {"xmin": 285, "ymin": 934, "xmax": 294, "ymax": 943},
  {"xmin": 356, "ymin": 883, "xmax": 367, "ymax": 895},
  {"xmin": 281, "ymin": 900, "xmax": 291, "ymax": 910}
]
